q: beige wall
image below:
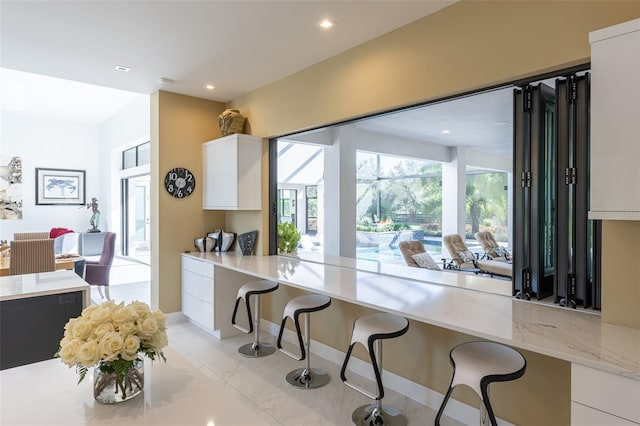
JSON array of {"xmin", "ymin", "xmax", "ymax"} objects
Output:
[
  {"xmin": 602, "ymin": 221, "xmax": 640, "ymax": 328},
  {"xmin": 214, "ymin": 2, "xmax": 639, "ymax": 424},
  {"xmin": 152, "ymin": 91, "xmax": 226, "ymax": 313}
]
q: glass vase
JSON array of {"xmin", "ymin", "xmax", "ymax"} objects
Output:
[{"xmin": 93, "ymin": 358, "xmax": 144, "ymax": 404}]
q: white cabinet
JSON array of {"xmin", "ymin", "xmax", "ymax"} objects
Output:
[
  {"xmin": 589, "ymin": 19, "xmax": 640, "ymax": 220},
  {"xmin": 202, "ymin": 134, "xmax": 262, "ymax": 210},
  {"xmin": 181, "ymin": 254, "xmax": 253, "ymax": 339},
  {"xmin": 571, "ymin": 363, "xmax": 640, "ymax": 425},
  {"xmin": 182, "ymin": 256, "xmax": 215, "ymax": 332}
]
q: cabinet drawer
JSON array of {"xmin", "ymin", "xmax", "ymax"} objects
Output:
[
  {"xmin": 182, "ymin": 256, "xmax": 214, "ymax": 278},
  {"xmin": 572, "ymin": 402, "xmax": 638, "ymax": 425},
  {"xmin": 182, "ymin": 269, "xmax": 213, "ymax": 304},
  {"xmin": 182, "ymin": 293, "xmax": 213, "ymax": 332},
  {"xmin": 572, "ymin": 364, "xmax": 640, "ymax": 423}
]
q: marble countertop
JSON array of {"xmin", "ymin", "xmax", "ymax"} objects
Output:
[
  {"xmin": 0, "ymin": 347, "xmax": 277, "ymax": 426},
  {"xmin": 184, "ymin": 251, "xmax": 640, "ymax": 380},
  {"xmin": 0, "ymin": 270, "xmax": 90, "ymax": 302}
]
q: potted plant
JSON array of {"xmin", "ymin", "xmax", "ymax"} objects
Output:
[{"xmin": 277, "ymin": 222, "xmax": 301, "ymax": 254}]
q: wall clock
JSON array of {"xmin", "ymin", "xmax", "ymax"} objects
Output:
[{"xmin": 164, "ymin": 167, "xmax": 195, "ymax": 199}]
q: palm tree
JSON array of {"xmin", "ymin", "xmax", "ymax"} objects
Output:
[{"xmin": 466, "ymin": 183, "xmax": 487, "ymax": 235}]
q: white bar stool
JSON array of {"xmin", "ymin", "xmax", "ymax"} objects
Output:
[
  {"xmin": 340, "ymin": 312, "xmax": 410, "ymax": 426},
  {"xmin": 435, "ymin": 341, "xmax": 527, "ymax": 426},
  {"xmin": 231, "ymin": 280, "xmax": 279, "ymax": 357},
  {"xmin": 276, "ymin": 294, "xmax": 332, "ymax": 389}
]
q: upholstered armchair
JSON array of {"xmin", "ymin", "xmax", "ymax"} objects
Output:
[{"xmin": 84, "ymin": 232, "xmax": 116, "ymax": 300}]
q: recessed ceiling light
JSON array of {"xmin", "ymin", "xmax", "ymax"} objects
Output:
[
  {"xmin": 319, "ymin": 19, "xmax": 335, "ymax": 29},
  {"xmin": 441, "ymin": 129, "xmax": 451, "ymax": 134},
  {"xmin": 115, "ymin": 65, "xmax": 131, "ymax": 72},
  {"xmin": 205, "ymin": 84, "xmax": 215, "ymax": 90}
]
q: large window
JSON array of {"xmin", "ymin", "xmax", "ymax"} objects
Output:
[
  {"xmin": 465, "ymin": 167, "xmax": 508, "ymax": 242},
  {"xmin": 270, "ymin": 64, "xmax": 599, "ymax": 309},
  {"xmin": 356, "ymin": 152, "xmax": 443, "ymax": 262}
]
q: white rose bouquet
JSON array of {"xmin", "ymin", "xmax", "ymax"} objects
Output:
[{"xmin": 56, "ymin": 300, "xmax": 167, "ymax": 399}]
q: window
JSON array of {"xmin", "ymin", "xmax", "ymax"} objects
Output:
[{"xmin": 121, "ymin": 141, "xmax": 150, "ymax": 170}]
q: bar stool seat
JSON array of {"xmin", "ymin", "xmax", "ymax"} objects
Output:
[
  {"xmin": 231, "ymin": 280, "xmax": 279, "ymax": 357},
  {"xmin": 340, "ymin": 312, "xmax": 410, "ymax": 426},
  {"xmin": 277, "ymin": 293, "xmax": 331, "ymax": 389},
  {"xmin": 435, "ymin": 341, "xmax": 527, "ymax": 426}
]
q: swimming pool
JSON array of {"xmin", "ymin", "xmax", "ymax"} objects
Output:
[{"xmin": 356, "ymin": 239, "xmax": 444, "ymax": 264}]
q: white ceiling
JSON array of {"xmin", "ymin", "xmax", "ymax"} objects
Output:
[
  {"xmin": 0, "ymin": 1, "xmax": 456, "ymax": 113},
  {"xmin": 0, "ymin": 0, "xmax": 517, "ymax": 159}
]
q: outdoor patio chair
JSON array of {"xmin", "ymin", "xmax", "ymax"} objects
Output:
[
  {"xmin": 442, "ymin": 234, "xmax": 512, "ymax": 278},
  {"xmin": 474, "ymin": 231, "xmax": 510, "ymax": 261},
  {"xmin": 398, "ymin": 240, "xmax": 441, "ymax": 270}
]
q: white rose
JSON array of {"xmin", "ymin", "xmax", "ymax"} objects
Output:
[
  {"xmin": 151, "ymin": 310, "xmax": 167, "ymax": 330},
  {"xmin": 58, "ymin": 338, "xmax": 81, "ymax": 367},
  {"xmin": 112, "ymin": 305, "xmax": 138, "ymax": 325},
  {"xmin": 92, "ymin": 322, "xmax": 115, "ymax": 340},
  {"xmin": 121, "ymin": 335, "xmax": 141, "ymax": 361},
  {"xmin": 99, "ymin": 331, "xmax": 124, "ymax": 362},
  {"xmin": 70, "ymin": 318, "xmax": 93, "ymax": 340},
  {"xmin": 89, "ymin": 304, "xmax": 114, "ymax": 325},
  {"xmin": 128, "ymin": 301, "xmax": 151, "ymax": 317},
  {"xmin": 118, "ymin": 321, "xmax": 136, "ymax": 336},
  {"xmin": 80, "ymin": 304, "xmax": 100, "ymax": 318},
  {"xmin": 148, "ymin": 330, "xmax": 168, "ymax": 350},
  {"xmin": 137, "ymin": 317, "xmax": 158, "ymax": 338},
  {"xmin": 77, "ymin": 341, "xmax": 101, "ymax": 367}
]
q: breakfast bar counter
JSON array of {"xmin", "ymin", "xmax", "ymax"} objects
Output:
[
  {"xmin": 0, "ymin": 270, "xmax": 90, "ymax": 370},
  {"xmin": 183, "ymin": 251, "xmax": 639, "ymax": 381}
]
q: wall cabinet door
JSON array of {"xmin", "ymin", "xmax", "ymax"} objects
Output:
[
  {"xmin": 203, "ymin": 134, "xmax": 262, "ymax": 210},
  {"xmin": 589, "ymin": 19, "xmax": 640, "ymax": 220}
]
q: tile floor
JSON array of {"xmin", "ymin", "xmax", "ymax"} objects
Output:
[
  {"xmin": 92, "ymin": 258, "xmax": 464, "ymax": 425},
  {"xmin": 167, "ymin": 319, "xmax": 464, "ymax": 426}
]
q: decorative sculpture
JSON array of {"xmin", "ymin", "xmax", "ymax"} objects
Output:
[
  {"xmin": 218, "ymin": 109, "xmax": 245, "ymax": 136},
  {"xmin": 86, "ymin": 197, "xmax": 101, "ymax": 233},
  {"xmin": 237, "ymin": 230, "xmax": 258, "ymax": 255}
]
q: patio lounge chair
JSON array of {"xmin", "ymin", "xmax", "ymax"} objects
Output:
[
  {"xmin": 442, "ymin": 234, "xmax": 512, "ymax": 278},
  {"xmin": 474, "ymin": 231, "xmax": 510, "ymax": 261},
  {"xmin": 398, "ymin": 240, "xmax": 441, "ymax": 270}
]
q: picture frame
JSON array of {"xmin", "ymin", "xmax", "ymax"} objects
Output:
[{"xmin": 35, "ymin": 168, "xmax": 86, "ymax": 205}]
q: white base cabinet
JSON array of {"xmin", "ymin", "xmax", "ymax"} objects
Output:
[
  {"xmin": 589, "ymin": 18, "xmax": 640, "ymax": 220},
  {"xmin": 202, "ymin": 134, "xmax": 262, "ymax": 210},
  {"xmin": 571, "ymin": 363, "xmax": 640, "ymax": 425},
  {"xmin": 181, "ymin": 255, "xmax": 253, "ymax": 339}
]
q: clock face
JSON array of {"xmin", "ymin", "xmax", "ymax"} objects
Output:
[{"xmin": 164, "ymin": 167, "xmax": 195, "ymax": 199}]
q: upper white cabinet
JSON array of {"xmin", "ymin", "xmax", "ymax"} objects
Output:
[
  {"xmin": 203, "ymin": 134, "xmax": 262, "ymax": 210},
  {"xmin": 589, "ymin": 19, "xmax": 640, "ymax": 220}
]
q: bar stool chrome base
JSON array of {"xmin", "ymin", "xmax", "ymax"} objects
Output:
[
  {"xmin": 285, "ymin": 367, "xmax": 330, "ymax": 389},
  {"xmin": 277, "ymin": 294, "xmax": 332, "ymax": 390},
  {"xmin": 352, "ymin": 404, "xmax": 407, "ymax": 426},
  {"xmin": 231, "ymin": 280, "xmax": 279, "ymax": 358},
  {"xmin": 238, "ymin": 341, "xmax": 276, "ymax": 358}
]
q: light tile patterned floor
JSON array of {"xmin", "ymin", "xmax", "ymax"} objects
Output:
[{"xmin": 99, "ymin": 259, "xmax": 465, "ymax": 425}]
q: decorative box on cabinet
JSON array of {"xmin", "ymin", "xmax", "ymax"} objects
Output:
[
  {"xmin": 589, "ymin": 19, "xmax": 640, "ymax": 220},
  {"xmin": 181, "ymin": 254, "xmax": 251, "ymax": 339},
  {"xmin": 202, "ymin": 134, "xmax": 262, "ymax": 210},
  {"xmin": 571, "ymin": 363, "xmax": 640, "ymax": 425}
]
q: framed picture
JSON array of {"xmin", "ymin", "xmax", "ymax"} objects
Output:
[{"xmin": 35, "ymin": 168, "xmax": 86, "ymax": 205}]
